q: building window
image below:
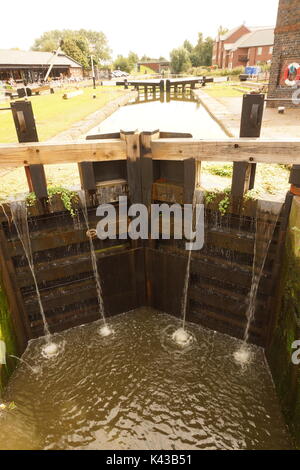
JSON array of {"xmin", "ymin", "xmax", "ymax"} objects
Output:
[
  {"xmin": 258, "ymin": 47, "xmax": 262, "ymax": 55},
  {"xmin": 269, "ymin": 46, "xmax": 273, "ymax": 54}
]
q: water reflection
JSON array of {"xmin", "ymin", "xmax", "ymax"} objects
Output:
[{"xmin": 87, "ymin": 91, "xmax": 225, "ymax": 139}]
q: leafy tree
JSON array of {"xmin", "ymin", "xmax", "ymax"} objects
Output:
[
  {"xmin": 31, "ymin": 29, "xmax": 111, "ymax": 67},
  {"xmin": 170, "ymin": 47, "xmax": 191, "ymax": 73},
  {"xmin": 183, "ymin": 40, "xmax": 193, "ymax": 53},
  {"xmin": 178, "ymin": 33, "xmax": 213, "ymax": 68},
  {"xmin": 113, "ymin": 55, "xmax": 131, "ymax": 73},
  {"xmin": 128, "ymin": 51, "xmax": 139, "ymax": 70},
  {"xmin": 140, "ymin": 55, "xmax": 151, "ymax": 61},
  {"xmin": 201, "ymin": 37, "xmax": 214, "ymax": 66},
  {"xmin": 218, "ymin": 26, "xmax": 229, "ymax": 37},
  {"xmin": 62, "ymin": 36, "xmax": 90, "ymax": 69},
  {"xmin": 77, "ymin": 29, "xmax": 111, "ymax": 62}
]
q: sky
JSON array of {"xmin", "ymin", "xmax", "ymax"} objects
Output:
[{"xmin": 1, "ymin": 0, "xmax": 279, "ymax": 59}]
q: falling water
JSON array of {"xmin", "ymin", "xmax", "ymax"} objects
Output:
[
  {"xmin": 77, "ymin": 191, "xmax": 112, "ymax": 336},
  {"xmin": 172, "ymin": 191, "xmax": 204, "ymax": 346},
  {"xmin": 234, "ymin": 200, "xmax": 282, "ymax": 364},
  {"xmin": 9, "ymin": 355, "xmax": 40, "ymax": 374},
  {"xmin": 10, "ymin": 201, "xmax": 52, "ymax": 344}
]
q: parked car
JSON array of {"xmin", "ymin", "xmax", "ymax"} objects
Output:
[{"xmin": 111, "ymin": 70, "xmax": 129, "ymax": 78}]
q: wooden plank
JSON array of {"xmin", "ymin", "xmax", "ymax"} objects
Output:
[
  {"xmin": 150, "ymin": 138, "xmax": 300, "ymax": 164},
  {"xmin": 63, "ymin": 90, "xmax": 83, "ymax": 99},
  {"xmin": 0, "ymin": 139, "xmax": 126, "ymax": 167},
  {"xmin": 184, "ymin": 158, "xmax": 196, "ymax": 204},
  {"xmin": 140, "ymin": 130, "xmax": 159, "ymax": 208},
  {"xmin": 16, "ymin": 245, "xmax": 130, "ymax": 288},
  {"xmin": 26, "ymin": 164, "xmax": 48, "ymax": 199},
  {"xmin": 2, "ymin": 138, "xmax": 300, "ymax": 168},
  {"xmin": 121, "ymin": 130, "xmax": 141, "ymax": 204},
  {"xmin": 78, "ymin": 162, "xmax": 96, "ymax": 191},
  {"xmin": 0, "ymin": 226, "xmax": 31, "ymax": 352}
]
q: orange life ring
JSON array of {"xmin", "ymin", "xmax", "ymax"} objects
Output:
[{"xmin": 284, "ymin": 62, "xmax": 300, "ymax": 86}]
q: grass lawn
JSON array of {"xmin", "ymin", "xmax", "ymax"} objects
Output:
[
  {"xmin": 0, "ymin": 85, "xmax": 127, "ymax": 143},
  {"xmin": 201, "ymin": 162, "xmax": 290, "ymax": 201},
  {"xmin": 130, "ymin": 65, "xmax": 158, "ymax": 76},
  {"xmin": 204, "ymin": 84, "xmax": 244, "ymax": 98}
]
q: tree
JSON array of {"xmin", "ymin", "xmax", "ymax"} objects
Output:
[
  {"xmin": 180, "ymin": 33, "xmax": 214, "ymax": 68},
  {"xmin": 183, "ymin": 40, "xmax": 193, "ymax": 53},
  {"xmin": 140, "ymin": 55, "xmax": 151, "ymax": 61},
  {"xmin": 170, "ymin": 47, "xmax": 191, "ymax": 73},
  {"xmin": 128, "ymin": 51, "xmax": 139, "ymax": 70},
  {"xmin": 113, "ymin": 55, "xmax": 131, "ymax": 73},
  {"xmin": 201, "ymin": 37, "xmax": 214, "ymax": 66},
  {"xmin": 218, "ymin": 26, "xmax": 229, "ymax": 38},
  {"xmin": 31, "ymin": 29, "xmax": 111, "ymax": 67},
  {"xmin": 62, "ymin": 36, "xmax": 90, "ymax": 69}
]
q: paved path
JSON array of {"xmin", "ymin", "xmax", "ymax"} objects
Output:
[{"xmin": 196, "ymin": 92, "xmax": 300, "ymax": 139}]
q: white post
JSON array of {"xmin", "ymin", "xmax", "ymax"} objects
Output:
[{"xmin": 91, "ymin": 55, "xmax": 96, "ymax": 89}]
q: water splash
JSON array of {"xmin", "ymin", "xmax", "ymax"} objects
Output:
[
  {"xmin": 9, "ymin": 355, "xmax": 40, "ymax": 374},
  {"xmin": 234, "ymin": 201, "xmax": 282, "ymax": 364},
  {"xmin": 10, "ymin": 201, "xmax": 56, "ymax": 353},
  {"xmin": 173, "ymin": 191, "xmax": 204, "ymax": 346},
  {"xmin": 77, "ymin": 190, "xmax": 112, "ymax": 337}
]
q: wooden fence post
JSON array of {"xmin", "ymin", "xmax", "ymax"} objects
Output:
[
  {"xmin": 140, "ymin": 130, "xmax": 160, "ymax": 306},
  {"xmin": 140, "ymin": 130, "xmax": 159, "ymax": 209},
  {"xmin": 11, "ymin": 100, "xmax": 48, "ymax": 201},
  {"xmin": 120, "ymin": 130, "xmax": 141, "ymax": 204},
  {"xmin": 184, "ymin": 158, "xmax": 197, "ymax": 204},
  {"xmin": 231, "ymin": 93, "xmax": 265, "ymax": 207}
]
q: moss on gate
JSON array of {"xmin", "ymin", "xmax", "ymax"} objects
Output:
[
  {"xmin": 267, "ymin": 197, "xmax": 300, "ymax": 448},
  {"xmin": 0, "ymin": 278, "xmax": 17, "ymax": 396}
]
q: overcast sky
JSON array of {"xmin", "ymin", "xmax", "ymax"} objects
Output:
[{"xmin": 1, "ymin": 0, "xmax": 279, "ymax": 59}]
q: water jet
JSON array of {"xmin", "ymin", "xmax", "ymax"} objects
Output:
[{"xmin": 172, "ymin": 327, "xmax": 193, "ymax": 347}]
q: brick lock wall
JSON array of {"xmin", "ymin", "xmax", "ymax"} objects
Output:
[{"xmin": 268, "ymin": 0, "xmax": 300, "ymax": 107}]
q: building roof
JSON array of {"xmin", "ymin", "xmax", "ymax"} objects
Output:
[
  {"xmin": 231, "ymin": 28, "xmax": 274, "ymax": 50},
  {"xmin": 224, "ymin": 43, "xmax": 234, "ymax": 51},
  {"xmin": 220, "ymin": 25, "xmax": 247, "ymax": 41},
  {"xmin": 0, "ymin": 49, "xmax": 82, "ymax": 68}
]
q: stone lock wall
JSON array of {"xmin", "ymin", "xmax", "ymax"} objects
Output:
[{"xmin": 267, "ymin": 196, "xmax": 300, "ymax": 448}]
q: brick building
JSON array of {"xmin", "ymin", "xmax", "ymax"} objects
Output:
[
  {"xmin": 137, "ymin": 60, "xmax": 170, "ymax": 74},
  {"xmin": 0, "ymin": 50, "xmax": 83, "ymax": 83},
  {"xmin": 268, "ymin": 0, "xmax": 300, "ymax": 108},
  {"xmin": 212, "ymin": 25, "xmax": 274, "ymax": 69}
]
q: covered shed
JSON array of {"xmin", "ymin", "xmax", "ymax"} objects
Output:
[{"xmin": 0, "ymin": 49, "xmax": 83, "ymax": 83}]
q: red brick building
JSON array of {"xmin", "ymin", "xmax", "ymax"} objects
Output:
[
  {"xmin": 212, "ymin": 26, "xmax": 274, "ymax": 69},
  {"xmin": 268, "ymin": 0, "xmax": 300, "ymax": 107},
  {"xmin": 137, "ymin": 60, "xmax": 170, "ymax": 73}
]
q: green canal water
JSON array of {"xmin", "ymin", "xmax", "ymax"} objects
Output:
[{"xmin": 0, "ymin": 308, "xmax": 292, "ymax": 450}]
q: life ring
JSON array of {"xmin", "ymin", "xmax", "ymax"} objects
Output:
[{"xmin": 284, "ymin": 62, "xmax": 300, "ymax": 86}]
